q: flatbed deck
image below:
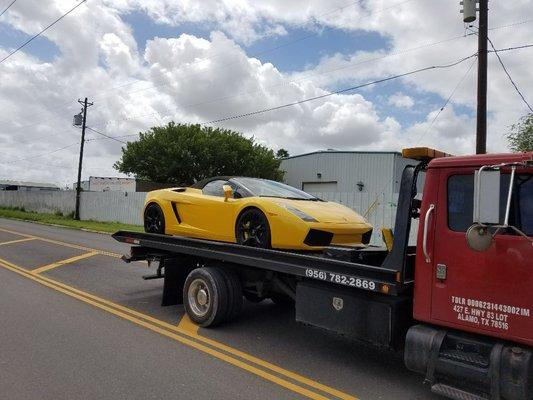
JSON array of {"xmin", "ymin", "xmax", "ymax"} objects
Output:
[{"xmin": 112, "ymin": 231, "xmax": 409, "ymax": 296}]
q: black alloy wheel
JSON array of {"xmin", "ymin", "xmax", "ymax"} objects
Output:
[
  {"xmin": 144, "ymin": 203, "xmax": 165, "ymax": 234},
  {"xmin": 235, "ymin": 208, "xmax": 271, "ymax": 249}
]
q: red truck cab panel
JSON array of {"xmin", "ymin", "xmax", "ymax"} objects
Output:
[{"xmin": 414, "ymin": 152, "xmax": 533, "ymax": 347}]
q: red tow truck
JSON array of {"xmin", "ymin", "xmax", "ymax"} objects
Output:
[{"xmin": 114, "ymin": 147, "xmax": 532, "ymax": 400}]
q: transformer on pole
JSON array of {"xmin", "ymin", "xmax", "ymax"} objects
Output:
[{"xmin": 460, "ymin": 0, "xmax": 477, "ymax": 23}]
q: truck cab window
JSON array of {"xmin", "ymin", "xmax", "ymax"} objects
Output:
[
  {"xmin": 448, "ymin": 175, "xmax": 474, "ymax": 231},
  {"xmin": 514, "ymin": 174, "xmax": 533, "ymax": 236},
  {"xmin": 448, "ymin": 173, "xmax": 533, "ymax": 235}
]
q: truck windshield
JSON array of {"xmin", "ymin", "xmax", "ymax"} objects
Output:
[{"xmin": 448, "ymin": 173, "xmax": 533, "ymax": 235}]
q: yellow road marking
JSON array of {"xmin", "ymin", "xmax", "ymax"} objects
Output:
[
  {"xmin": 177, "ymin": 314, "xmax": 200, "ymax": 334},
  {"xmin": 0, "ymin": 255, "xmax": 358, "ymax": 400},
  {"xmin": 0, "ymin": 227, "xmax": 358, "ymax": 399},
  {"xmin": 0, "ymin": 227, "xmax": 121, "ymax": 258},
  {"xmin": 0, "ymin": 258, "xmax": 333, "ymax": 400},
  {"xmin": 0, "ymin": 237, "xmax": 36, "ymax": 246},
  {"xmin": 31, "ymin": 251, "xmax": 99, "ymax": 275}
]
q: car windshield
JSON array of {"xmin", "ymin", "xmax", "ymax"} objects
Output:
[{"xmin": 232, "ymin": 177, "xmax": 318, "ymax": 200}]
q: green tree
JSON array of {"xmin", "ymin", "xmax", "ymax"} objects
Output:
[
  {"xmin": 507, "ymin": 113, "xmax": 533, "ymax": 152},
  {"xmin": 114, "ymin": 123, "xmax": 284, "ymax": 184},
  {"xmin": 276, "ymin": 148, "xmax": 289, "ymax": 158}
]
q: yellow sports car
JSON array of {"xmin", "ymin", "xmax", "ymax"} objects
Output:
[{"xmin": 143, "ymin": 177, "xmax": 373, "ymax": 250}]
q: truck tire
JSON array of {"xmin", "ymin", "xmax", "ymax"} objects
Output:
[
  {"xmin": 218, "ymin": 268, "xmax": 243, "ymax": 322},
  {"xmin": 183, "ymin": 267, "xmax": 229, "ymax": 327}
]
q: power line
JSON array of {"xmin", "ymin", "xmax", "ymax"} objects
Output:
[
  {"xmin": 487, "ymin": 38, "xmax": 533, "ymax": 113},
  {"xmin": 0, "ymin": 142, "xmax": 79, "ymax": 165},
  {"xmin": 0, "ymin": 0, "xmax": 17, "ymax": 18},
  {"xmin": 86, "ymin": 126, "xmax": 127, "ymax": 144},
  {"xmin": 489, "ymin": 43, "xmax": 533, "ymax": 53},
  {"xmin": 203, "ymin": 53, "xmax": 478, "ymax": 125},
  {"xmin": 0, "ymin": 0, "xmax": 87, "ymax": 64},
  {"xmin": 415, "ymin": 57, "xmax": 477, "ymax": 145},
  {"xmin": 85, "ymin": 133, "xmax": 138, "ymax": 142}
]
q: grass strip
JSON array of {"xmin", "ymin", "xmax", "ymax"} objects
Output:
[{"xmin": 0, "ymin": 207, "xmax": 143, "ymax": 234}]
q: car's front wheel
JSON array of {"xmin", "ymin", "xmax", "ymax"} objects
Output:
[
  {"xmin": 144, "ymin": 203, "xmax": 165, "ymax": 234},
  {"xmin": 235, "ymin": 208, "xmax": 271, "ymax": 249}
]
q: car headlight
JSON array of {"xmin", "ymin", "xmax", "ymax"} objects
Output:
[{"xmin": 283, "ymin": 205, "xmax": 317, "ymax": 222}]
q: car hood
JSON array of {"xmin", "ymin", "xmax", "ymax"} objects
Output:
[{"xmin": 271, "ymin": 198, "xmax": 368, "ymax": 224}]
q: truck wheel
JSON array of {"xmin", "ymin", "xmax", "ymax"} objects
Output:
[
  {"xmin": 183, "ymin": 267, "xmax": 229, "ymax": 327},
  {"xmin": 218, "ymin": 268, "xmax": 243, "ymax": 322},
  {"xmin": 144, "ymin": 203, "xmax": 165, "ymax": 234}
]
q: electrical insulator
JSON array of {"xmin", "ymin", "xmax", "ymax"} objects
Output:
[{"xmin": 460, "ymin": 0, "xmax": 477, "ymax": 23}]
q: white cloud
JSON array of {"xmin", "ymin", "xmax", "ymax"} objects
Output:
[
  {"xmin": 388, "ymin": 92, "xmax": 414, "ymax": 109},
  {"xmin": 0, "ymin": 0, "xmax": 532, "ymax": 187}
]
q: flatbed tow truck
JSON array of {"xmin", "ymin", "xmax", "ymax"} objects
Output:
[{"xmin": 113, "ymin": 148, "xmax": 533, "ymax": 400}]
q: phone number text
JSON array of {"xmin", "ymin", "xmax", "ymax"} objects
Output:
[{"xmin": 305, "ymin": 268, "xmax": 377, "ymax": 290}]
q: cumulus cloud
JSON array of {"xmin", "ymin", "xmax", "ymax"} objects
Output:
[
  {"xmin": 0, "ymin": 0, "xmax": 532, "ymax": 187},
  {"xmin": 388, "ymin": 92, "xmax": 414, "ymax": 109}
]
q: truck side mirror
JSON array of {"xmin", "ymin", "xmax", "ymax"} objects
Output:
[
  {"xmin": 473, "ymin": 168, "xmax": 500, "ymax": 224},
  {"xmin": 467, "ymin": 168, "xmax": 501, "ymax": 252},
  {"xmin": 222, "ymin": 184, "xmax": 233, "ymax": 201}
]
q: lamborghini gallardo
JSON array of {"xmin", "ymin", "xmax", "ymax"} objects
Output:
[{"xmin": 143, "ymin": 177, "xmax": 373, "ymax": 250}]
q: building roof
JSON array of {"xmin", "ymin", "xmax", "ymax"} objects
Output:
[
  {"xmin": 282, "ymin": 150, "xmax": 402, "ymax": 160},
  {"xmin": 88, "ymin": 176, "xmax": 135, "ymax": 180},
  {"xmin": 0, "ymin": 179, "xmax": 59, "ymax": 189}
]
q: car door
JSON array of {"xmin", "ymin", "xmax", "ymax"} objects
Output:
[
  {"xmin": 184, "ymin": 180, "xmax": 240, "ymax": 241},
  {"xmin": 428, "ymin": 167, "xmax": 533, "ymax": 343}
]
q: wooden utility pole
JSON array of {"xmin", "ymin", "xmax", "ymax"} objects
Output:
[
  {"xmin": 475, "ymin": 0, "xmax": 488, "ymax": 154},
  {"xmin": 74, "ymin": 97, "xmax": 93, "ymax": 220}
]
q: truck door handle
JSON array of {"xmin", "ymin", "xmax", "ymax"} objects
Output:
[{"xmin": 423, "ymin": 204, "xmax": 435, "ymax": 264}]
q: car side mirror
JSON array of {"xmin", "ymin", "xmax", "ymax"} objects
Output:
[
  {"xmin": 473, "ymin": 168, "xmax": 500, "ymax": 225},
  {"xmin": 222, "ymin": 185, "xmax": 233, "ymax": 201}
]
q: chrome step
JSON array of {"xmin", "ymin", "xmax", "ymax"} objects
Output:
[{"xmin": 431, "ymin": 384, "xmax": 488, "ymax": 400}]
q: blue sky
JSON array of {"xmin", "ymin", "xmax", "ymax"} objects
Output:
[
  {"xmin": 0, "ymin": 7, "xmax": 475, "ymax": 131},
  {"xmin": 0, "ymin": 22, "xmax": 59, "ymax": 62},
  {"xmin": 118, "ymin": 9, "xmax": 451, "ymax": 128},
  {"xmin": 4, "ymin": 0, "xmax": 526, "ymax": 184}
]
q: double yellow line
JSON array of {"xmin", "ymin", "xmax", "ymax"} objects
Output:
[{"xmin": 0, "ymin": 252, "xmax": 358, "ymax": 400}]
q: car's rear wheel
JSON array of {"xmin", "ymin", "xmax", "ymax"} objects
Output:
[
  {"xmin": 144, "ymin": 203, "xmax": 165, "ymax": 234},
  {"xmin": 235, "ymin": 208, "xmax": 271, "ymax": 249}
]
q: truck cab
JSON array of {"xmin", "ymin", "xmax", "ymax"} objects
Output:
[
  {"xmin": 415, "ymin": 151, "xmax": 532, "ymax": 345},
  {"xmin": 405, "ymin": 149, "xmax": 533, "ymax": 400}
]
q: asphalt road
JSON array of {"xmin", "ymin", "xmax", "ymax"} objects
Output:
[{"xmin": 0, "ymin": 218, "xmax": 442, "ymax": 400}]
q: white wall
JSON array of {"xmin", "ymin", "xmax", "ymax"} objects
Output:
[
  {"xmin": 0, "ymin": 191, "xmax": 75, "ymax": 215},
  {"xmin": 0, "ymin": 191, "xmax": 145, "ymax": 225},
  {"xmin": 79, "ymin": 191, "xmax": 145, "ymax": 225}
]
